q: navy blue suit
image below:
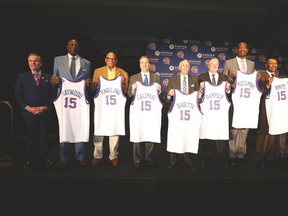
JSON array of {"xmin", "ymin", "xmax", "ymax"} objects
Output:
[{"xmin": 15, "ymin": 71, "xmax": 54, "ymax": 162}]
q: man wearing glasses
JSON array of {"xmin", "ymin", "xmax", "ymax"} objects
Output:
[{"xmin": 90, "ymin": 51, "xmax": 129, "ymax": 167}]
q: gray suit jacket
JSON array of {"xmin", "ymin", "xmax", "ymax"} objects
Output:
[
  {"xmin": 53, "ymin": 55, "xmax": 91, "ymax": 81},
  {"xmin": 128, "ymin": 72, "xmax": 161, "ymax": 98},
  {"xmin": 223, "ymin": 57, "xmax": 255, "ymax": 76}
]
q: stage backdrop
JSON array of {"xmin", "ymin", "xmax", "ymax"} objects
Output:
[{"xmin": 145, "ymin": 38, "xmax": 288, "ymax": 92}]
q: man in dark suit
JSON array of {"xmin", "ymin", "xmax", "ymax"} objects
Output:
[
  {"xmin": 222, "ymin": 41, "xmax": 255, "ymax": 166},
  {"xmin": 51, "ymin": 39, "xmax": 91, "ymax": 169},
  {"xmin": 15, "ymin": 53, "xmax": 54, "ymax": 168},
  {"xmin": 128, "ymin": 55, "xmax": 162, "ymax": 168},
  {"xmin": 255, "ymin": 58, "xmax": 280, "ymax": 166},
  {"xmin": 198, "ymin": 57, "xmax": 230, "ymax": 168},
  {"xmin": 166, "ymin": 59, "xmax": 199, "ymax": 169}
]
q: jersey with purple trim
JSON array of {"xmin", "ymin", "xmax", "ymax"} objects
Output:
[
  {"xmin": 199, "ymin": 81, "xmax": 231, "ymax": 140},
  {"xmin": 266, "ymin": 77, "xmax": 288, "ymax": 135},
  {"xmin": 93, "ymin": 76, "xmax": 127, "ymax": 136},
  {"xmin": 167, "ymin": 90, "xmax": 202, "ymax": 153},
  {"xmin": 232, "ymin": 71, "xmax": 262, "ymax": 128},
  {"xmin": 54, "ymin": 78, "xmax": 90, "ymax": 143},
  {"xmin": 129, "ymin": 82, "xmax": 162, "ymax": 143}
]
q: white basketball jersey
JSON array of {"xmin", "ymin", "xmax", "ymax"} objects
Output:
[
  {"xmin": 53, "ymin": 78, "xmax": 90, "ymax": 143},
  {"xmin": 232, "ymin": 71, "xmax": 262, "ymax": 128},
  {"xmin": 129, "ymin": 82, "xmax": 163, "ymax": 143},
  {"xmin": 93, "ymin": 76, "xmax": 127, "ymax": 136},
  {"xmin": 266, "ymin": 77, "xmax": 288, "ymax": 135},
  {"xmin": 199, "ymin": 82, "xmax": 231, "ymax": 140},
  {"xmin": 167, "ymin": 90, "xmax": 202, "ymax": 154}
]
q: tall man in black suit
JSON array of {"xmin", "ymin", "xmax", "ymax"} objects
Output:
[
  {"xmin": 15, "ymin": 53, "xmax": 54, "ymax": 168},
  {"xmin": 128, "ymin": 55, "xmax": 162, "ymax": 168},
  {"xmin": 166, "ymin": 59, "xmax": 199, "ymax": 169}
]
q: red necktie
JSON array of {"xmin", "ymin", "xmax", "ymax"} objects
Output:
[{"xmin": 34, "ymin": 73, "xmax": 40, "ymax": 86}]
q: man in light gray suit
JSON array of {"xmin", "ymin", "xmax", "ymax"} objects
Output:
[
  {"xmin": 223, "ymin": 41, "xmax": 255, "ymax": 166},
  {"xmin": 51, "ymin": 39, "xmax": 91, "ymax": 169},
  {"xmin": 128, "ymin": 55, "xmax": 162, "ymax": 168}
]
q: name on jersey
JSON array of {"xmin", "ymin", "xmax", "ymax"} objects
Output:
[
  {"xmin": 100, "ymin": 87, "xmax": 121, "ymax": 95},
  {"xmin": 62, "ymin": 89, "xmax": 83, "ymax": 98},
  {"xmin": 205, "ymin": 93, "xmax": 224, "ymax": 100},
  {"xmin": 176, "ymin": 102, "xmax": 195, "ymax": 110},
  {"xmin": 274, "ymin": 84, "xmax": 286, "ymax": 91},
  {"xmin": 136, "ymin": 93, "xmax": 156, "ymax": 100},
  {"xmin": 237, "ymin": 81, "xmax": 255, "ymax": 89}
]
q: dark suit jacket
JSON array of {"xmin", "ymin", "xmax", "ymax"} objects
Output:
[
  {"xmin": 15, "ymin": 71, "xmax": 54, "ymax": 111},
  {"xmin": 198, "ymin": 71, "xmax": 228, "ymax": 85},
  {"xmin": 166, "ymin": 74, "xmax": 199, "ymax": 101},
  {"xmin": 128, "ymin": 72, "xmax": 161, "ymax": 98},
  {"xmin": 257, "ymin": 70, "xmax": 280, "ymax": 134}
]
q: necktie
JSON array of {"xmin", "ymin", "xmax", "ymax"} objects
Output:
[
  {"xmin": 212, "ymin": 74, "xmax": 216, "ymax": 85},
  {"xmin": 143, "ymin": 74, "xmax": 148, "ymax": 86},
  {"xmin": 182, "ymin": 76, "xmax": 187, "ymax": 94},
  {"xmin": 271, "ymin": 73, "xmax": 275, "ymax": 77},
  {"xmin": 241, "ymin": 59, "xmax": 247, "ymax": 73},
  {"xmin": 70, "ymin": 57, "xmax": 76, "ymax": 79},
  {"xmin": 34, "ymin": 73, "xmax": 40, "ymax": 86}
]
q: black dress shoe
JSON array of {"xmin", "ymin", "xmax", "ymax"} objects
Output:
[
  {"xmin": 24, "ymin": 161, "xmax": 32, "ymax": 169},
  {"xmin": 146, "ymin": 160, "xmax": 155, "ymax": 167},
  {"xmin": 134, "ymin": 161, "xmax": 141, "ymax": 168}
]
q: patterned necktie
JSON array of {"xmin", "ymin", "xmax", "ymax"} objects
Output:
[
  {"xmin": 143, "ymin": 74, "xmax": 148, "ymax": 86},
  {"xmin": 182, "ymin": 76, "xmax": 187, "ymax": 94},
  {"xmin": 70, "ymin": 57, "xmax": 76, "ymax": 79},
  {"xmin": 212, "ymin": 74, "xmax": 216, "ymax": 85},
  {"xmin": 241, "ymin": 59, "xmax": 247, "ymax": 73},
  {"xmin": 34, "ymin": 73, "xmax": 40, "ymax": 86}
]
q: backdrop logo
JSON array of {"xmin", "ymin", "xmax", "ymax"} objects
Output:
[
  {"xmin": 148, "ymin": 42, "xmax": 156, "ymax": 50},
  {"xmin": 191, "ymin": 45, "xmax": 199, "ymax": 52},
  {"xmin": 155, "ymin": 51, "xmax": 160, "ymax": 56},
  {"xmin": 163, "ymin": 57, "xmax": 170, "ymax": 65},
  {"xmin": 163, "ymin": 39, "xmax": 171, "ymax": 44},
  {"xmin": 169, "ymin": 44, "xmax": 175, "ymax": 49},
  {"xmin": 169, "ymin": 66, "xmax": 175, "ymax": 71},
  {"xmin": 204, "ymin": 41, "xmax": 212, "ymax": 46},
  {"xmin": 163, "ymin": 79, "xmax": 169, "ymax": 86},
  {"xmin": 197, "ymin": 53, "xmax": 203, "ymax": 58},
  {"xmin": 191, "ymin": 66, "xmax": 198, "ymax": 73},
  {"xmin": 218, "ymin": 53, "xmax": 226, "ymax": 60},
  {"xmin": 149, "ymin": 64, "xmax": 156, "ymax": 71},
  {"xmin": 259, "ymin": 55, "xmax": 266, "ymax": 62},
  {"xmin": 177, "ymin": 51, "xmax": 184, "ymax": 58},
  {"xmin": 211, "ymin": 47, "xmax": 216, "ymax": 52}
]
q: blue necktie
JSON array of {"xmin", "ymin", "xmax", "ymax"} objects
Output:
[{"xmin": 143, "ymin": 74, "xmax": 148, "ymax": 86}]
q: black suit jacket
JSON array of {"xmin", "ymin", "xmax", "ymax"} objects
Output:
[
  {"xmin": 198, "ymin": 71, "xmax": 227, "ymax": 85},
  {"xmin": 15, "ymin": 71, "xmax": 54, "ymax": 110}
]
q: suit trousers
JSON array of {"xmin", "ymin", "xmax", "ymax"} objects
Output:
[
  {"xmin": 170, "ymin": 152, "xmax": 192, "ymax": 166},
  {"xmin": 60, "ymin": 142, "xmax": 86, "ymax": 162},
  {"xmin": 255, "ymin": 134, "xmax": 278, "ymax": 161},
  {"xmin": 277, "ymin": 133, "xmax": 288, "ymax": 158},
  {"xmin": 228, "ymin": 128, "xmax": 249, "ymax": 159},
  {"xmin": 93, "ymin": 135, "xmax": 119, "ymax": 160},
  {"xmin": 133, "ymin": 142, "xmax": 154, "ymax": 163}
]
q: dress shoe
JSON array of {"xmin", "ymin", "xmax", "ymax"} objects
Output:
[
  {"xmin": 91, "ymin": 158, "xmax": 101, "ymax": 166},
  {"xmin": 59, "ymin": 161, "xmax": 68, "ymax": 169},
  {"xmin": 200, "ymin": 160, "xmax": 207, "ymax": 168},
  {"xmin": 146, "ymin": 159, "xmax": 155, "ymax": 167},
  {"xmin": 111, "ymin": 158, "xmax": 119, "ymax": 166},
  {"xmin": 134, "ymin": 161, "xmax": 141, "ymax": 168},
  {"xmin": 45, "ymin": 158, "xmax": 54, "ymax": 167},
  {"xmin": 168, "ymin": 161, "xmax": 178, "ymax": 169},
  {"xmin": 78, "ymin": 160, "xmax": 87, "ymax": 168},
  {"xmin": 24, "ymin": 161, "xmax": 32, "ymax": 169},
  {"xmin": 230, "ymin": 158, "xmax": 237, "ymax": 166}
]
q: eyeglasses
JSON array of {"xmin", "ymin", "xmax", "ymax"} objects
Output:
[{"xmin": 105, "ymin": 57, "xmax": 117, "ymax": 61}]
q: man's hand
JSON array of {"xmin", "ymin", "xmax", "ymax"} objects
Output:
[{"xmin": 50, "ymin": 76, "xmax": 60, "ymax": 85}]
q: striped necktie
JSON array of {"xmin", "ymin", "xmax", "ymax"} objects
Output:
[{"xmin": 182, "ymin": 76, "xmax": 187, "ymax": 94}]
